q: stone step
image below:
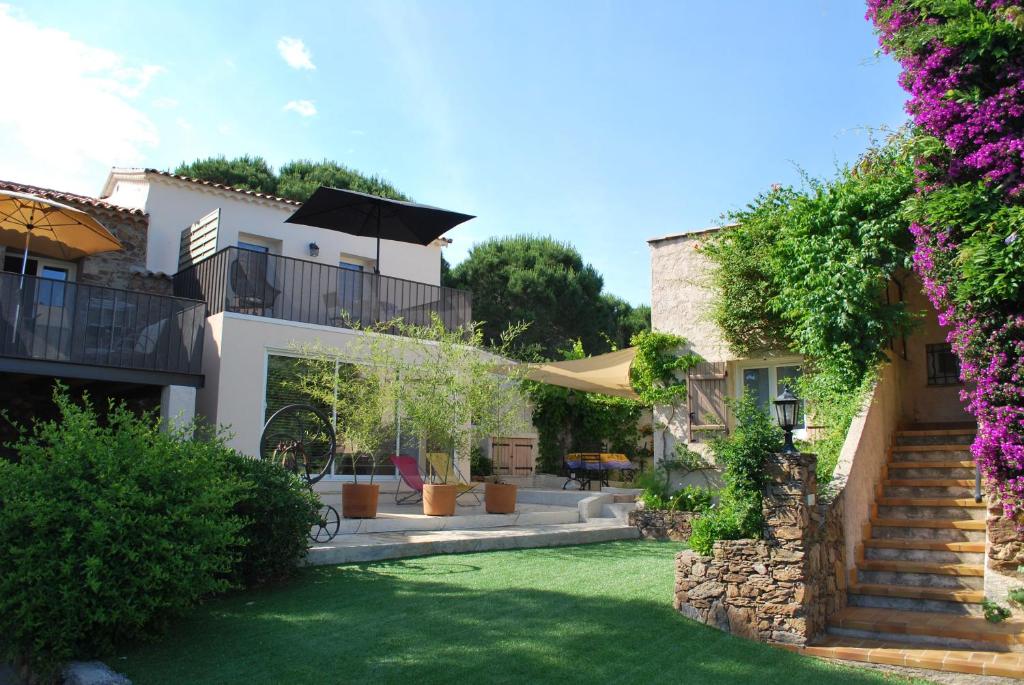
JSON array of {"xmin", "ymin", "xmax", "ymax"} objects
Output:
[
  {"xmin": 863, "ymin": 545, "xmax": 983, "ymax": 565},
  {"xmin": 894, "ymin": 430, "xmax": 976, "ymax": 448},
  {"xmin": 792, "ymin": 635, "xmax": 1024, "ymax": 678},
  {"xmin": 882, "ymin": 484, "xmax": 975, "ymax": 498},
  {"xmin": 855, "ymin": 569, "xmax": 983, "ymax": 590},
  {"xmin": 877, "ymin": 496, "xmax": 983, "ymax": 508},
  {"xmin": 887, "ymin": 459, "xmax": 975, "ymax": 470},
  {"xmin": 863, "ymin": 538, "xmax": 985, "ymax": 553},
  {"xmin": 875, "ymin": 505, "xmax": 985, "ymax": 521},
  {"xmin": 847, "ymin": 590, "xmax": 985, "ymax": 615},
  {"xmin": 892, "ymin": 446, "xmax": 970, "ymax": 462},
  {"xmin": 827, "ymin": 607, "xmax": 1024, "ymax": 652},
  {"xmin": 886, "ymin": 466, "xmax": 976, "ymax": 481},
  {"xmin": 870, "ymin": 519, "xmax": 985, "ymax": 542},
  {"xmin": 304, "ymin": 521, "xmax": 640, "ymax": 565},
  {"xmin": 858, "ymin": 559, "xmax": 984, "ymax": 577},
  {"xmin": 849, "ymin": 581, "xmax": 983, "ymax": 604},
  {"xmin": 886, "ymin": 478, "xmax": 975, "ymax": 488}
]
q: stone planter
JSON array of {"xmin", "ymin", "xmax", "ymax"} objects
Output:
[
  {"xmin": 342, "ymin": 483, "xmax": 379, "ymax": 518},
  {"xmin": 628, "ymin": 509, "xmax": 697, "ymax": 541},
  {"xmin": 423, "ymin": 483, "xmax": 457, "ymax": 516},
  {"xmin": 484, "ymin": 482, "xmax": 517, "ymax": 514}
]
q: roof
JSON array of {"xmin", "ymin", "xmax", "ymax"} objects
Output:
[
  {"xmin": 102, "ymin": 168, "xmax": 302, "ymax": 207},
  {"xmin": 0, "ymin": 178, "xmax": 144, "ymax": 217},
  {"xmin": 647, "ymin": 223, "xmax": 735, "ymax": 244}
]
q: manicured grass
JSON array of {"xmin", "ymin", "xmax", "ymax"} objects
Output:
[{"xmin": 115, "ymin": 541, "xmax": 924, "ymax": 684}]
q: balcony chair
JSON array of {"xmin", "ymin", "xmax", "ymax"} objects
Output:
[
  {"xmin": 229, "ymin": 257, "xmax": 281, "ymax": 315},
  {"xmin": 425, "ymin": 452, "xmax": 481, "ymax": 505}
]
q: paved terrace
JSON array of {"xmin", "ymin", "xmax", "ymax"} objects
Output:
[{"xmin": 307, "ymin": 486, "xmax": 640, "ymax": 564}]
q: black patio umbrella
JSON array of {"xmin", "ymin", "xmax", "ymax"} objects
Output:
[{"xmin": 284, "ymin": 186, "xmax": 475, "ymax": 273}]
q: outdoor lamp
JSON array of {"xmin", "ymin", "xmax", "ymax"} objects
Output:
[
  {"xmin": 308, "ymin": 242, "xmax": 320, "ymax": 257},
  {"xmin": 773, "ymin": 388, "xmax": 799, "ymax": 455}
]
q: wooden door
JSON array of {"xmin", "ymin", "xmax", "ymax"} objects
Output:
[{"xmin": 491, "ymin": 437, "xmax": 536, "ymax": 474}]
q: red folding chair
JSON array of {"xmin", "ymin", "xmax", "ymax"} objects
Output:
[{"xmin": 389, "ymin": 454, "xmax": 424, "ymax": 505}]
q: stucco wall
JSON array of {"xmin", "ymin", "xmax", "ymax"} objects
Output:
[
  {"xmin": 105, "ymin": 175, "xmax": 443, "ymax": 286},
  {"xmin": 649, "ymin": 231, "xmax": 731, "ymax": 362},
  {"xmin": 830, "ymin": 356, "xmax": 905, "ymax": 571},
  {"xmin": 198, "ymin": 312, "xmax": 531, "ymax": 479},
  {"xmin": 897, "ymin": 273, "xmax": 971, "ymax": 425}
]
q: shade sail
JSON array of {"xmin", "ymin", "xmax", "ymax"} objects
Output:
[
  {"xmin": 0, "ymin": 190, "xmax": 121, "ymax": 261},
  {"xmin": 524, "ymin": 347, "xmax": 640, "ymax": 400}
]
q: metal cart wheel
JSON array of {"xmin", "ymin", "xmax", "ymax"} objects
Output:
[
  {"xmin": 260, "ymin": 403, "xmax": 336, "ymax": 486},
  {"xmin": 310, "ymin": 504, "xmax": 341, "ymax": 543}
]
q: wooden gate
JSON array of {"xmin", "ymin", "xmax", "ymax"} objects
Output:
[
  {"xmin": 687, "ymin": 361, "xmax": 728, "ymax": 442},
  {"xmin": 491, "ymin": 437, "xmax": 536, "ymax": 475}
]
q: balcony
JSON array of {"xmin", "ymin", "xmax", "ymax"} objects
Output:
[
  {"xmin": 0, "ymin": 271, "xmax": 206, "ymax": 385},
  {"xmin": 172, "ymin": 247, "xmax": 472, "ymax": 333}
]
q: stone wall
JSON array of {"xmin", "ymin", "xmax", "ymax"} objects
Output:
[
  {"xmin": 673, "ymin": 452, "xmax": 846, "ymax": 646},
  {"xmin": 73, "ymin": 204, "xmax": 172, "ymax": 296},
  {"xmin": 985, "ymin": 500, "xmax": 1024, "ymax": 614},
  {"xmin": 629, "ymin": 509, "xmax": 698, "ymax": 541}
]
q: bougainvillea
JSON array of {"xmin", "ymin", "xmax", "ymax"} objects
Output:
[{"xmin": 867, "ymin": 0, "xmax": 1024, "ymax": 516}]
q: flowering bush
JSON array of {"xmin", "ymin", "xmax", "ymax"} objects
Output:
[{"xmin": 868, "ymin": 0, "xmax": 1024, "ymax": 516}]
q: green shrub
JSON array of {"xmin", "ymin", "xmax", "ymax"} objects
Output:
[
  {"xmin": 689, "ymin": 394, "xmax": 782, "ymax": 555},
  {"xmin": 470, "ymin": 446, "xmax": 493, "ymax": 477},
  {"xmin": 0, "ymin": 389, "xmax": 244, "ymax": 676},
  {"xmin": 221, "ymin": 451, "xmax": 320, "ymax": 587},
  {"xmin": 669, "ymin": 485, "xmax": 713, "ymax": 513}
]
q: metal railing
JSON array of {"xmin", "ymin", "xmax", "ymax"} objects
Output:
[
  {"xmin": 173, "ymin": 247, "xmax": 472, "ymax": 333},
  {"xmin": 0, "ymin": 271, "xmax": 206, "ymax": 376}
]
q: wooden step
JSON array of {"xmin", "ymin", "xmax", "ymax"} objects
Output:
[
  {"xmin": 887, "ymin": 460, "xmax": 974, "ymax": 469},
  {"xmin": 858, "ymin": 559, "xmax": 984, "ymax": 576},
  {"xmin": 829, "ymin": 606, "xmax": 1024, "ymax": 648},
  {"xmin": 850, "ymin": 582, "xmax": 984, "ymax": 603},
  {"xmin": 885, "ymin": 478, "xmax": 974, "ymax": 487},
  {"xmin": 871, "ymin": 517, "xmax": 985, "ymax": 530},
  {"xmin": 896, "ymin": 428, "xmax": 976, "ymax": 437},
  {"xmin": 893, "ymin": 444, "xmax": 972, "ymax": 452},
  {"xmin": 791, "ymin": 635, "xmax": 1024, "ymax": 678},
  {"xmin": 863, "ymin": 538, "xmax": 985, "ymax": 553},
  {"xmin": 877, "ymin": 497, "xmax": 984, "ymax": 508}
]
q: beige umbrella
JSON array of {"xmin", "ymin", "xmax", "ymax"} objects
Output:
[
  {"xmin": 0, "ymin": 190, "xmax": 122, "ymax": 342},
  {"xmin": 523, "ymin": 347, "xmax": 641, "ymax": 400}
]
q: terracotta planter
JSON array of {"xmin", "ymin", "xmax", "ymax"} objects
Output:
[
  {"xmin": 423, "ymin": 483, "xmax": 457, "ymax": 516},
  {"xmin": 485, "ymin": 483, "xmax": 517, "ymax": 514},
  {"xmin": 342, "ymin": 483, "xmax": 379, "ymax": 519}
]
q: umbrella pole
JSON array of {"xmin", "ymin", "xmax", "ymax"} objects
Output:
[{"xmin": 11, "ymin": 230, "xmax": 30, "ymax": 344}]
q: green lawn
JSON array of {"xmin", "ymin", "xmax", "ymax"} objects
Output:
[{"xmin": 115, "ymin": 541, "xmax": 922, "ymax": 684}]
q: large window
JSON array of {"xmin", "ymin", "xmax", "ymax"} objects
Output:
[
  {"xmin": 265, "ymin": 354, "xmax": 411, "ymax": 479},
  {"xmin": 738, "ymin": 361, "xmax": 805, "ymax": 431}
]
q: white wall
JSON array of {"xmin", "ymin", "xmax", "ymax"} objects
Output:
[{"xmin": 106, "ymin": 175, "xmax": 443, "ymax": 285}]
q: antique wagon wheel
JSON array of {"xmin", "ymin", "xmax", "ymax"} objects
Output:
[
  {"xmin": 310, "ymin": 504, "xmax": 341, "ymax": 543},
  {"xmin": 260, "ymin": 403, "xmax": 336, "ymax": 486}
]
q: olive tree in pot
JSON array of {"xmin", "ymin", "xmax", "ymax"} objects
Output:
[
  {"xmin": 387, "ymin": 317, "xmax": 528, "ymax": 516},
  {"xmin": 289, "ymin": 342, "xmax": 400, "ymax": 519}
]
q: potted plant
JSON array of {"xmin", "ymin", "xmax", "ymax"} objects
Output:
[
  {"xmin": 484, "ymin": 474, "xmax": 517, "ymax": 514},
  {"xmin": 289, "ymin": 344, "xmax": 397, "ymax": 519},
  {"xmin": 383, "ymin": 316, "xmax": 530, "ymax": 517}
]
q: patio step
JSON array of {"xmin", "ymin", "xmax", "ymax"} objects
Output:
[
  {"xmin": 827, "ymin": 607, "xmax": 1024, "ymax": 651},
  {"xmin": 785, "ymin": 635, "xmax": 1024, "ymax": 678},
  {"xmin": 305, "ymin": 521, "xmax": 640, "ymax": 565}
]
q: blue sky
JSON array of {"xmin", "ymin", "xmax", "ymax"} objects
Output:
[{"xmin": 1, "ymin": 1, "xmax": 905, "ymax": 305}]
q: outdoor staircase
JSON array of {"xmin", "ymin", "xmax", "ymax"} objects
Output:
[{"xmin": 804, "ymin": 426, "xmax": 1024, "ymax": 678}]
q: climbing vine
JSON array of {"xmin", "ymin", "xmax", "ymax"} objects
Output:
[{"xmin": 867, "ymin": 0, "xmax": 1024, "ymax": 517}]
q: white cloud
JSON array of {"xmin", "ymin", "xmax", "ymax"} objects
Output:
[
  {"xmin": 175, "ymin": 116, "xmax": 193, "ymax": 131},
  {"xmin": 0, "ymin": 5, "xmax": 161, "ymax": 194},
  {"xmin": 152, "ymin": 96, "xmax": 179, "ymax": 109},
  {"xmin": 284, "ymin": 99, "xmax": 317, "ymax": 117},
  {"xmin": 276, "ymin": 36, "xmax": 315, "ymax": 70}
]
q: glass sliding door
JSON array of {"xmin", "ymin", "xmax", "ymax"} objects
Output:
[{"xmin": 737, "ymin": 361, "xmax": 805, "ymax": 435}]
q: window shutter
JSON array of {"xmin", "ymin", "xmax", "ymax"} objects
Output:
[{"xmin": 687, "ymin": 361, "xmax": 728, "ymax": 442}]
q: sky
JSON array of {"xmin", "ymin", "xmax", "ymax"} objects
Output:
[{"xmin": 0, "ymin": 1, "xmax": 906, "ymax": 306}]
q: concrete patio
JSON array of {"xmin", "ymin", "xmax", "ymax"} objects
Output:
[{"xmin": 306, "ymin": 485, "xmax": 640, "ymax": 564}]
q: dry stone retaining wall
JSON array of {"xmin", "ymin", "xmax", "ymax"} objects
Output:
[
  {"xmin": 673, "ymin": 452, "xmax": 845, "ymax": 646},
  {"xmin": 628, "ymin": 509, "xmax": 698, "ymax": 541}
]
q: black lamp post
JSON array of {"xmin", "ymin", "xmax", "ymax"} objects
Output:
[{"xmin": 773, "ymin": 388, "xmax": 799, "ymax": 454}]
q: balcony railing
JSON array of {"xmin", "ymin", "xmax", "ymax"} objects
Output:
[
  {"xmin": 0, "ymin": 271, "xmax": 206, "ymax": 377},
  {"xmin": 173, "ymin": 247, "xmax": 473, "ymax": 333}
]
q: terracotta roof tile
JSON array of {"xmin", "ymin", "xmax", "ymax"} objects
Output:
[
  {"xmin": 0, "ymin": 179, "xmax": 144, "ymax": 217},
  {"xmin": 142, "ymin": 168, "xmax": 302, "ymax": 206}
]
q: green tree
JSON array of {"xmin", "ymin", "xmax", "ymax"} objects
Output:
[
  {"xmin": 447, "ymin": 236, "xmax": 632, "ymax": 359},
  {"xmin": 601, "ymin": 295, "xmax": 651, "ymax": 351},
  {"xmin": 277, "ymin": 159, "xmax": 409, "ymax": 202},
  {"xmin": 173, "ymin": 155, "xmax": 278, "ymax": 194}
]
